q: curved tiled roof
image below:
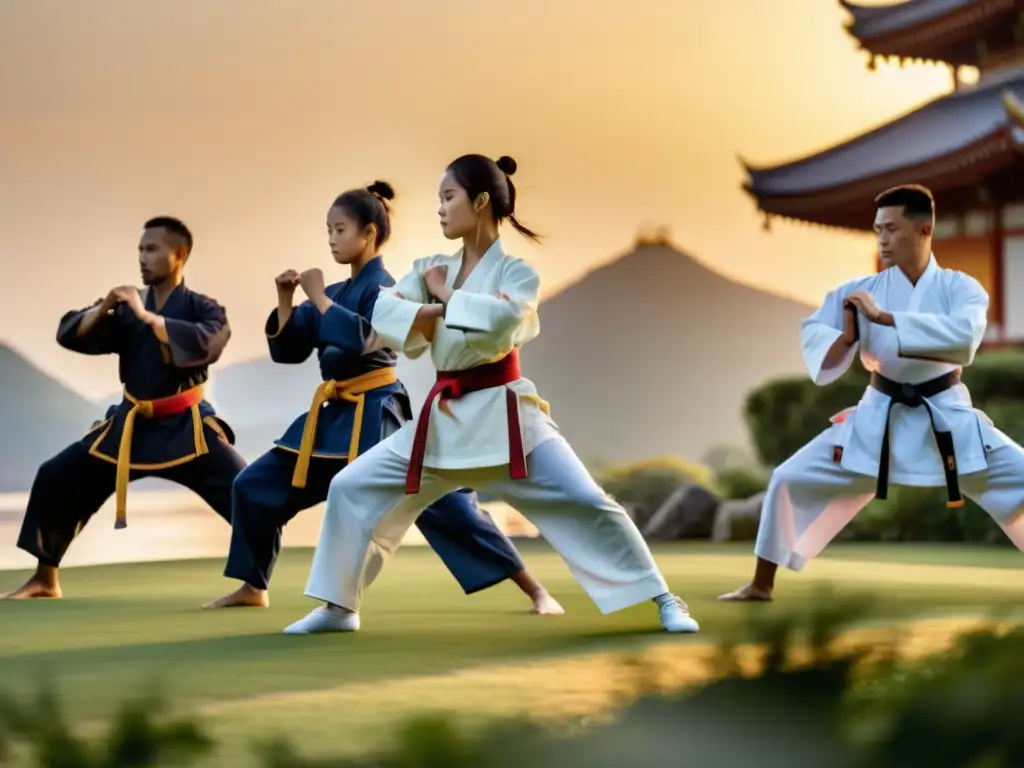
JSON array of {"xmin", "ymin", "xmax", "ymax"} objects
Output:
[
  {"xmin": 743, "ymin": 73, "xmax": 1024, "ymax": 197},
  {"xmin": 840, "ymin": 0, "xmax": 980, "ymax": 39}
]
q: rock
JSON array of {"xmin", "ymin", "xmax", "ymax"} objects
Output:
[
  {"xmin": 640, "ymin": 484, "xmax": 722, "ymax": 541},
  {"xmin": 711, "ymin": 492, "xmax": 766, "ymax": 542}
]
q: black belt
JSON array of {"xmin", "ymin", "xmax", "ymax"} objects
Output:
[{"xmin": 869, "ymin": 371, "xmax": 964, "ymax": 508}]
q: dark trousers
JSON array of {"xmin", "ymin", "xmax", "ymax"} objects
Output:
[
  {"xmin": 224, "ymin": 447, "xmax": 527, "ymax": 592},
  {"xmin": 17, "ymin": 437, "xmax": 247, "ymax": 567}
]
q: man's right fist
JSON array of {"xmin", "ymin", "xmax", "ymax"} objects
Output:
[
  {"xmin": 275, "ymin": 270, "xmax": 300, "ymax": 291},
  {"xmin": 102, "ymin": 285, "xmax": 136, "ymax": 312}
]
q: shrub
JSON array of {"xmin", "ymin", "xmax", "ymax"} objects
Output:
[
  {"xmin": 0, "ymin": 681, "xmax": 213, "ymax": 767},
  {"xmin": 839, "ymin": 490, "xmax": 1009, "ymax": 546},
  {"xmin": 744, "ymin": 360, "xmax": 868, "ymax": 468},
  {"xmin": 596, "ymin": 456, "xmax": 713, "ymax": 526},
  {"xmin": 714, "ymin": 466, "xmax": 770, "ymax": 500}
]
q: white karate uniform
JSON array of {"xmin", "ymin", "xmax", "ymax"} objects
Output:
[
  {"xmin": 303, "ymin": 238, "xmax": 673, "ymax": 615},
  {"xmin": 756, "ymin": 254, "xmax": 1024, "ymax": 572}
]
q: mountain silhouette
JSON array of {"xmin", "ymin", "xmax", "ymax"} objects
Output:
[
  {"xmin": 518, "ymin": 240, "xmax": 813, "ymax": 466},
  {"xmin": 0, "ymin": 342, "xmax": 104, "ymax": 491}
]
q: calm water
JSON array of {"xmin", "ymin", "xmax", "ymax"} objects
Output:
[{"xmin": 0, "ymin": 490, "xmax": 537, "ymax": 572}]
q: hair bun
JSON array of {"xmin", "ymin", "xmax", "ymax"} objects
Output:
[
  {"xmin": 366, "ymin": 180, "xmax": 395, "ymax": 201},
  {"xmin": 495, "ymin": 156, "xmax": 517, "ymax": 176}
]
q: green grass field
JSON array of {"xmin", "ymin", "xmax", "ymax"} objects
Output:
[{"xmin": 1, "ymin": 540, "xmax": 1021, "ymax": 764}]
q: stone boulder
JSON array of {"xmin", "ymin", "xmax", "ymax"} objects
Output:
[{"xmin": 640, "ymin": 483, "xmax": 723, "ymax": 541}]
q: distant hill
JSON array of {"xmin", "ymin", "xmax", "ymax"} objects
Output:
[
  {"xmin": 211, "ymin": 241, "xmax": 814, "ymax": 466},
  {"xmin": 0, "ymin": 343, "xmax": 104, "ymax": 491},
  {"xmin": 517, "ymin": 242, "xmax": 813, "ymax": 467}
]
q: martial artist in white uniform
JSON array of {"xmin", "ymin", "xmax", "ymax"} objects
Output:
[
  {"xmin": 721, "ymin": 184, "xmax": 1024, "ymax": 602},
  {"xmin": 282, "ymin": 153, "xmax": 698, "ymax": 633}
]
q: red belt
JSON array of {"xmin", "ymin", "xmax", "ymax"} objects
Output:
[{"xmin": 406, "ymin": 350, "xmax": 527, "ymax": 494}]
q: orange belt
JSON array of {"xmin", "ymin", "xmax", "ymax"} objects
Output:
[
  {"xmin": 291, "ymin": 368, "xmax": 399, "ymax": 488},
  {"xmin": 116, "ymin": 385, "xmax": 206, "ymax": 529}
]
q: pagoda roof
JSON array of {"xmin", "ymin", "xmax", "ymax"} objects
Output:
[
  {"xmin": 840, "ymin": 0, "xmax": 1021, "ymax": 66},
  {"xmin": 741, "ymin": 71, "xmax": 1024, "ymax": 230},
  {"xmin": 841, "ymin": 0, "xmax": 978, "ymax": 39}
]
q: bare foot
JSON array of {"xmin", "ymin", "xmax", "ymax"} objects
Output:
[
  {"xmin": 202, "ymin": 584, "xmax": 270, "ymax": 609},
  {"xmin": 2, "ymin": 579, "xmax": 62, "ymax": 600},
  {"xmin": 531, "ymin": 591, "xmax": 565, "ymax": 615},
  {"xmin": 717, "ymin": 583, "xmax": 773, "ymax": 602}
]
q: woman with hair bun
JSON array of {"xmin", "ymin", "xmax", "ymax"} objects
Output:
[
  {"xmin": 285, "ymin": 157, "xmax": 698, "ymax": 635},
  {"xmin": 205, "ymin": 181, "xmax": 561, "ymax": 615}
]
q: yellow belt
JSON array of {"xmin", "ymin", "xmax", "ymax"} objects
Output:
[
  {"xmin": 291, "ymin": 368, "xmax": 398, "ymax": 488},
  {"xmin": 116, "ymin": 385, "xmax": 206, "ymax": 529}
]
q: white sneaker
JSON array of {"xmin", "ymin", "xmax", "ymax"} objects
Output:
[
  {"xmin": 658, "ymin": 594, "xmax": 699, "ymax": 633},
  {"xmin": 283, "ymin": 605, "xmax": 360, "ymax": 634}
]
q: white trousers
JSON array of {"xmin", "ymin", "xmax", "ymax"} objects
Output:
[
  {"xmin": 756, "ymin": 427, "xmax": 1024, "ymax": 571},
  {"xmin": 305, "ymin": 435, "xmax": 670, "ymax": 614}
]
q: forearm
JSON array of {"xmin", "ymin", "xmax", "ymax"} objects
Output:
[
  {"xmin": 277, "ymin": 295, "xmax": 295, "ymax": 330},
  {"xmin": 141, "ymin": 312, "xmax": 170, "ymax": 343},
  {"xmin": 76, "ymin": 303, "xmax": 110, "ymax": 337},
  {"xmin": 821, "ymin": 337, "xmax": 854, "ymax": 370},
  {"xmin": 431, "ymin": 286, "xmax": 453, "ymax": 305},
  {"xmin": 413, "ymin": 303, "xmax": 445, "ymax": 338}
]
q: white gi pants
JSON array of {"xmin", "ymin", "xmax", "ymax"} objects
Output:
[
  {"xmin": 756, "ymin": 426, "xmax": 1024, "ymax": 571},
  {"xmin": 305, "ymin": 435, "xmax": 670, "ymax": 613}
]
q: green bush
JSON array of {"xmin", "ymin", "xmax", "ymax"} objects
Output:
[
  {"xmin": 0, "ymin": 682, "xmax": 212, "ymax": 767},
  {"xmin": 596, "ymin": 456, "xmax": 713, "ymax": 527},
  {"xmin": 714, "ymin": 466, "xmax": 770, "ymax": 500},
  {"xmin": 744, "ymin": 361, "xmax": 868, "ymax": 468},
  {"xmin": 726, "ymin": 513, "xmax": 762, "ymax": 542},
  {"xmin": 839, "ymin": 492, "xmax": 1009, "ymax": 546}
]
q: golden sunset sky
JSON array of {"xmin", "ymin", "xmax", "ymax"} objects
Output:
[{"xmin": 1, "ymin": 0, "xmax": 954, "ymax": 399}]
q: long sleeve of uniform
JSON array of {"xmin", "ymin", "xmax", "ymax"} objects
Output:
[
  {"xmin": 266, "ymin": 302, "xmax": 319, "ymax": 364},
  {"xmin": 443, "ymin": 258, "xmax": 541, "ymax": 357},
  {"xmin": 317, "ymin": 287, "xmax": 379, "ymax": 354},
  {"xmin": 162, "ymin": 295, "xmax": 231, "ymax": 367},
  {"xmin": 894, "ymin": 274, "xmax": 988, "ymax": 366},
  {"xmin": 801, "ymin": 285, "xmax": 858, "ymax": 386},
  {"xmin": 55, "ymin": 300, "xmax": 123, "ymax": 356},
  {"xmin": 368, "ymin": 264, "xmax": 433, "ymax": 358}
]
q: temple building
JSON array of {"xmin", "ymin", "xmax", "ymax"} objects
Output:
[{"xmin": 741, "ymin": 0, "xmax": 1024, "ymax": 344}]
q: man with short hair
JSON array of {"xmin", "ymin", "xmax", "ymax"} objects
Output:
[
  {"xmin": 2, "ymin": 216, "xmax": 247, "ymax": 599},
  {"xmin": 720, "ymin": 184, "xmax": 1024, "ymax": 602}
]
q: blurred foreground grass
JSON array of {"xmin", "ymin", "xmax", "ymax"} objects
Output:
[{"xmin": 1, "ymin": 541, "xmax": 1022, "ymax": 765}]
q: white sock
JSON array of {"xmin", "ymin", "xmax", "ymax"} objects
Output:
[{"xmin": 653, "ymin": 593, "xmax": 675, "ymax": 607}]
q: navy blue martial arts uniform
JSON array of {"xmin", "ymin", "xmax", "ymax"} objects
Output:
[{"xmin": 17, "ymin": 283, "xmax": 246, "ymax": 565}]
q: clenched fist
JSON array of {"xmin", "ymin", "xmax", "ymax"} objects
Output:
[
  {"xmin": 275, "ymin": 269, "xmax": 300, "ymax": 295},
  {"xmin": 298, "ymin": 268, "xmax": 327, "ymax": 303}
]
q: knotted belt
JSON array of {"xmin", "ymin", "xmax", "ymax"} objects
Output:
[
  {"xmin": 291, "ymin": 367, "xmax": 398, "ymax": 488},
  {"xmin": 117, "ymin": 385, "xmax": 206, "ymax": 529},
  {"xmin": 869, "ymin": 371, "xmax": 964, "ymax": 508},
  {"xmin": 405, "ymin": 349, "xmax": 549, "ymax": 494}
]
